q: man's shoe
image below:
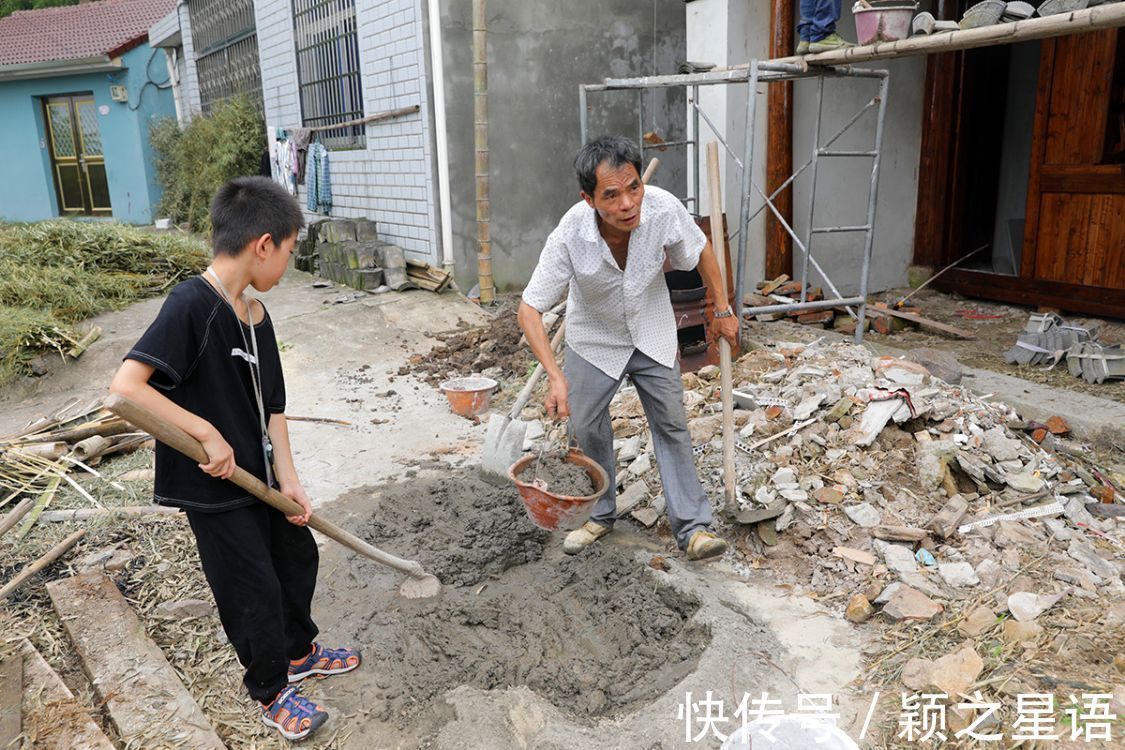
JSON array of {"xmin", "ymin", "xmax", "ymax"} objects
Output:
[
  {"xmin": 686, "ymin": 530, "xmax": 728, "ymax": 561},
  {"xmin": 796, "ymin": 40, "xmax": 810, "ymax": 55},
  {"xmin": 809, "ymin": 33, "xmax": 854, "ymax": 53},
  {"xmin": 563, "ymin": 521, "xmax": 612, "ymax": 555},
  {"xmin": 289, "ymin": 642, "xmax": 362, "ymax": 683},
  {"xmin": 260, "ymin": 686, "xmax": 328, "ymax": 741}
]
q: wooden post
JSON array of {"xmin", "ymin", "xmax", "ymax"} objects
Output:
[
  {"xmin": 767, "ymin": 0, "xmax": 795, "ymax": 279},
  {"xmin": 706, "ymin": 143, "xmax": 736, "ymax": 512}
]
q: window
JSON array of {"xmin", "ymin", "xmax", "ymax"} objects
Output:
[
  {"xmin": 293, "ymin": 0, "xmax": 364, "ymax": 149},
  {"xmin": 189, "ymin": 0, "xmax": 263, "ymax": 114}
]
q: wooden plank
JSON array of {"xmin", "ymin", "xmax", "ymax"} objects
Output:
[
  {"xmin": 47, "ymin": 572, "xmax": 224, "ymax": 750},
  {"xmin": 934, "ymin": 268, "xmax": 1125, "ymax": 317},
  {"xmin": 18, "ymin": 639, "xmax": 114, "ymax": 750},
  {"xmin": 0, "ymin": 653, "xmax": 21, "ymax": 748},
  {"xmin": 766, "ymin": 0, "xmax": 794, "ymax": 279},
  {"xmin": 1039, "ymin": 165, "xmax": 1125, "ymax": 194},
  {"xmin": 869, "ymin": 305, "xmax": 975, "ymax": 339}
]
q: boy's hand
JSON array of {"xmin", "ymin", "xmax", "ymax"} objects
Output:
[
  {"xmin": 280, "ymin": 483, "xmax": 313, "ymax": 526},
  {"xmin": 198, "ymin": 429, "xmax": 235, "ymax": 480}
]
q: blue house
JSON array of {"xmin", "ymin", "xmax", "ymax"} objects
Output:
[{"xmin": 0, "ymin": 0, "xmax": 176, "ymax": 224}]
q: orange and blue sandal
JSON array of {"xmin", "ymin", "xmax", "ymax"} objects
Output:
[
  {"xmin": 288, "ymin": 642, "xmax": 362, "ymax": 683},
  {"xmin": 260, "ymin": 686, "xmax": 328, "ymax": 741}
]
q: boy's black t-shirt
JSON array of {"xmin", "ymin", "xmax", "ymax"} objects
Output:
[{"xmin": 126, "ymin": 276, "xmax": 286, "ymax": 512}]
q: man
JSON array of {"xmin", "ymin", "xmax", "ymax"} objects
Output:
[
  {"xmin": 796, "ymin": 0, "xmax": 854, "ymax": 54},
  {"xmin": 517, "ymin": 135, "xmax": 737, "ymax": 561}
]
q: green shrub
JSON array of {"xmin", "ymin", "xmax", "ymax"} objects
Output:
[{"xmin": 151, "ymin": 96, "xmax": 265, "ymax": 234}]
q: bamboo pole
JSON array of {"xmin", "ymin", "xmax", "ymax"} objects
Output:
[
  {"xmin": 66, "ymin": 326, "xmax": 102, "ymax": 359},
  {"xmin": 0, "ymin": 529, "xmax": 86, "ymax": 601},
  {"xmin": 473, "ymin": 0, "xmax": 494, "ymax": 304},
  {"xmin": 706, "ymin": 143, "xmax": 737, "ymax": 512},
  {"xmin": 37, "ymin": 506, "xmax": 181, "ymax": 523},
  {"xmin": 0, "ymin": 498, "xmax": 34, "ymax": 540}
]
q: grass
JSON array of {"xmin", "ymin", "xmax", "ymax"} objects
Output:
[{"xmin": 0, "ymin": 220, "xmax": 208, "ymax": 383}]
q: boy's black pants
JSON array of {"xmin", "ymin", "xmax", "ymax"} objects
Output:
[{"xmin": 186, "ymin": 503, "xmax": 319, "ymax": 704}]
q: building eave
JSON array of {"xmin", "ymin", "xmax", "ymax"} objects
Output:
[{"xmin": 0, "ymin": 56, "xmax": 123, "ymax": 82}]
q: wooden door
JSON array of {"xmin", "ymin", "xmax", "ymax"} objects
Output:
[
  {"xmin": 44, "ymin": 94, "xmax": 112, "ymax": 216},
  {"xmin": 1022, "ymin": 31, "xmax": 1125, "ymax": 291}
]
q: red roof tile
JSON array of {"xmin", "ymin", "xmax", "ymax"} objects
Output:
[{"xmin": 0, "ymin": 0, "xmax": 175, "ymax": 67}]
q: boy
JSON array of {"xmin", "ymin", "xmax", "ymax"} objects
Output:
[{"xmin": 110, "ymin": 176, "xmax": 360, "ymax": 742}]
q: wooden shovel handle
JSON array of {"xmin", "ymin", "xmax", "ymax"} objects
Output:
[
  {"xmin": 103, "ymin": 393, "xmax": 430, "ymax": 580},
  {"xmin": 507, "ymin": 321, "xmax": 567, "ymax": 420}
]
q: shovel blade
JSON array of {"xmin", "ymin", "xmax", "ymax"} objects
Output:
[{"xmin": 481, "ymin": 414, "xmax": 529, "ymax": 480}]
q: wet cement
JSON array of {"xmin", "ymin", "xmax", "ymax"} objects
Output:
[
  {"xmin": 519, "ymin": 451, "xmax": 597, "ymax": 497},
  {"xmin": 316, "ymin": 471, "xmax": 709, "ymax": 724}
]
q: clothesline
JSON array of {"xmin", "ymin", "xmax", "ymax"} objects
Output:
[{"xmin": 287, "ymin": 104, "xmax": 421, "ymax": 135}]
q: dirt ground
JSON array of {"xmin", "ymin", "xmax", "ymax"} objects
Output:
[{"xmin": 868, "ymin": 288, "xmax": 1125, "ymax": 403}]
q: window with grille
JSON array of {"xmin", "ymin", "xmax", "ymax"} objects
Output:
[
  {"xmin": 293, "ymin": 0, "xmax": 364, "ymax": 149},
  {"xmin": 189, "ymin": 0, "xmax": 263, "ymax": 114}
]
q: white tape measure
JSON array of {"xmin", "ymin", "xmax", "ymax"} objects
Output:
[{"xmin": 956, "ymin": 501, "xmax": 1065, "ymax": 535}]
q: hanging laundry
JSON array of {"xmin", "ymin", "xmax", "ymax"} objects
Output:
[
  {"xmin": 305, "ymin": 142, "xmax": 332, "ymax": 215},
  {"xmin": 291, "ymin": 128, "xmax": 312, "ymax": 184}
]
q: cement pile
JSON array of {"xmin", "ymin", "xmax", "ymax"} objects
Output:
[{"xmin": 322, "ymin": 472, "xmax": 708, "ymax": 723}]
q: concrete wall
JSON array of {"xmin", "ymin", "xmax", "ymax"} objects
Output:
[
  {"xmin": 790, "ymin": 12, "xmax": 926, "ymax": 296},
  {"xmin": 438, "ymin": 0, "xmax": 689, "ymax": 291},
  {"xmin": 254, "ymin": 0, "xmax": 440, "ymax": 262},
  {"xmin": 685, "ymin": 0, "xmax": 771, "ymax": 289},
  {"xmin": 176, "ymin": 3, "xmax": 203, "ymax": 121},
  {"xmin": 0, "ymin": 44, "xmax": 177, "ymax": 224}
]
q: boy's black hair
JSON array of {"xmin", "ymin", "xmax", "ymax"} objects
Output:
[
  {"xmin": 574, "ymin": 135, "xmax": 642, "ymax": 196},
  {"xmin": 210, "ymin": 176, "xmax": 305, "ymax": 257}
]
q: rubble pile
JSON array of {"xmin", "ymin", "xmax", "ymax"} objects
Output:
[
  {"xmin": 406, "ymin": 306, "xmax": 534, "ymax": 389},
  {"xmin": 599, "ymin": 339, "xmax": 1123, "ymax": 626}
]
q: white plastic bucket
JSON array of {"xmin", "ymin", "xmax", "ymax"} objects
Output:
[{"xmin": 721, "ymin": 716, "xmax": 861, "ymax": 750}]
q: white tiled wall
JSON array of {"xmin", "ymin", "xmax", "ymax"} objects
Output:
[{"xmin": 254, "ymin": 0, "xmax": 439, "ymax": 262}]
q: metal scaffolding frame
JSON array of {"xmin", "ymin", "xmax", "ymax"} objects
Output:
[{"xmin": 580, "ymin": 61, "xmax": 891, "ymax": 344}]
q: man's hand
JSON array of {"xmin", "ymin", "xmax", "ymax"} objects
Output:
[
  {"xmin": 198, "ymin": 427, "xmax": 235, "ymax": 480},
  {"xmin": 546, "ymin": 375, "xmax": 570, "ymax": 420},
  {"xmin": 280, "ymin": 482, "xmax": 313, "ymax": 526},
  {"xmin": 708, "ymin": 310, "xmax": 740, "ymax": 348}
]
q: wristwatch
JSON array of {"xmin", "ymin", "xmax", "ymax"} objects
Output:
[{"xmin": 713, "ymin": 307, "xmax": 734, "ymax": 319}]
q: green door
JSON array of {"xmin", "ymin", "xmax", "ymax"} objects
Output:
[{"xmin": 44, "ymin": 94, "xmax": 112, "ymax": 216}]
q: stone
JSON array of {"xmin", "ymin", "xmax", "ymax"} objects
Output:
[
  {"xmin": 851, "ymin": 399, "xmax": 902, "ymax": 447},
  {"xmin": 975, "ymin": 559, "xmax": 1004, "ymax": 589},
  {"xmin": 834, "ymin": 547, "xmax": 877, "ymax": 566},
  {"xmin": 843, "ymin": 502, "xmax": 881, "ymax": 528},
  {"xmin": 154, "ymin": 599, "xmax": 215, "ymax": 620},
  {"xmin": 900, "ymin": 572, "xmax": 952, "ymax": 601},
  {"xmin": 874, "ymin": 541, "xmax": 919, "ymax": 575},
  {"xmin": 845, "ymin": 594, "xmax": 874, "ymax": 623},
  {"xmin": 615, "ymin": 481, "xmax": 648, "ymax": 516},
  {"xmin": 959, "ymin": 605, "xmax": 997, "ymax": 637},
  {"xmin": 1005, "ymin": 471, "xmax": 1045, "ymax": 494},
  {"xmin": 1008, "ymin": 591, "xmax": 1063, "ymax": 622},
  {"xmin": 872, "ymin": 356, "xmax": 931, "ymax": 386},
  {"xmin": 1067, "ymin": 537, "xmax": 1119, "ymax": 581},
  {"xmin": 814, "ymin": 487, "xmax": 844, "ymax": 505},
  {"xmin": 626, "ymin": 453, "xmax": 652, "ymax": 478},
  {"xmin": 928, "ymin": 646, "xmax": 983, "ymax": 696},
  {"xmin": 825, "ymin": 397, "xmax": 854, "ymax": 423},
  {"xmin": 939, "ymin": 562, "xmax": 980, "ymax": 587},
  {"xmin": 1002, "ymin": 619, "xmax": 1044, "ymax": 644},
  {"xmin": 688, "ymin": 415, "xmax": 723, "ymax": 444},
  {"xmin": 76, "ymin": 544, "xmax": 136, "ymax": 574},
  {"xmin": 116, "ymin": 468, "xmax": 154, "ymax": 482},
  {"xmin": 872, "ymin": 526, "xmax": 929, "ymax": 542},
  {"xmin": 883, "ymin": 586, "xmax": 943, "ymax": 621},
  {"xmin": 948, "ymin": 705, "xmax": 976, "ymax": 735},
  {"xmin": 907, "ymin": 347, "xmax": 963, "ymax": 385},
  {"xmin": 874, "ymin": 582, "xmax": 903, "ymax": 604},
  {"xmin": 982, "ymin": 426, "xmax": 1022, "ymax": 462},
  {"xmin": 778, "ymin": 489, "xmax": 809, "ymax": 502},
  {"xmin": 793, "ymin": 394, "xmax": 827, "ymax": 421},
  {"xmin": 901, "ymin": 657, "xmax": 935, "ymax": 691},
  {"xmin": 631, "ymin": 507, "xmax": 660, "ymax": 528},
  {"xmin": 617, "ymin": 435, "xmax": 641, "ymax": 463},
  {"xmin": 771, "ymin": 468, "xmax": 797, "ymax": 487}
]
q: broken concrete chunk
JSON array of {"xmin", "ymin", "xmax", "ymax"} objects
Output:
[
  {"xmin": 630, "ymin": 507, "xmax": 660, "ymax": 528},
  {"xmin": 874, "ymin": 540, "xmax": 918, "ymax": 575},
  {"xmin": 833, "ymin": 546, "xmax": 877, "ymax": 566},
  {"xmin": 843, "ymin": 502, "xmax": 881, "ymax": 528},
  {"xmin": 1008, "ymin": 591, "xmax": 1063, "ymax": 622},
  {"xmin": 615, "ymin": 481, "xmax": 648, "ymax": 517},
  {"xmin": 793, "ymin": 394, "xmax": 827, "ymax": 421},
  {"xmin": 851, "ymin": 398, "xmax": 902, "ymax": 448},
  {"xmin": 938, "ymin": 562, "xmax": 980, "ymax": 587},
  {"xmin": 1067, "ymin": 537, "xmax": 1119, "ymax": 581},
  {"xmin": 1005, "ymin": 470, "xmax": 1045, "ymax": 494},
  {"xmin": 959, "ymin": 605, "xmax": 998, "ymax": 637},
  {"xmin": 883, "ymin": 585, "xmax": 943, "ymax": 621},
  {"xmin": 845, "ymin": 594, "xmax": 874, "ymax": 623},
  {"xmin": 975, "ymin": 559, "xmax": 1003, "ymax": 589},
  {"xmin": 771, "ymin": 468, "xmax": 797, "ymax": 487},
  {"xmin": 873, "ymin": 356, "xmax": 932, "ymax": 386},
  {"xmin": 626, "ymin": 453, "xmax": 652, "ymax": 478},
  {"xmin": 982, "ymin": 426, "xmax": 1022, "ymax": 462},
  {"xmin": 154, "ymin": 599, "xmax": 215, "ymax": 620},
  {"xmin": 928, "ymin": 495, "xmax": 969, "ymax": 539},
  {"xmin": 907, "ymin": 348, "xmax": 963, "ymax": 385}
]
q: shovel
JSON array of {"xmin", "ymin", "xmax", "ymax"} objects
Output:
[
  {"xmin": 480, "ymin": 321, "xmax": 566, "ymax": 480},
  {"xmin": 103, "ymin": 393, "xmax": 441, "ymax": 599}
]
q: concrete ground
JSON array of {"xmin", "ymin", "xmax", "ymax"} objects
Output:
[{"xmin": 5, "ymin": 271, "xmax": 1121, "ymax": 747}]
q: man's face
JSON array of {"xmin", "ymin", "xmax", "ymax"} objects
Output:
[{"xmin": 582, "ymin": 161, "xmax": 644, "ymax": 234}]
